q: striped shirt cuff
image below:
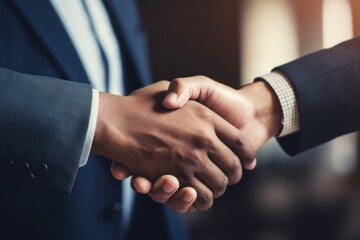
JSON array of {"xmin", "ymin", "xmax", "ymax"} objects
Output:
[
  {"xmin": 78, "ymin": 89, "xmax": 99, "ymax": 167},
  {"xmin": 259, "ymin": 71, "xmax": 300, "ymax": 137}
]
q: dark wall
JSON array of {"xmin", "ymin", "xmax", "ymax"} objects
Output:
[{"xmin": 138, "ymin": 0, "xmax": 241, "ymax": 88}]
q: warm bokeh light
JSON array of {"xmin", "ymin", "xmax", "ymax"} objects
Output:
[
  {"xmin": 240, "ymin": 0, "xmax": 299, "ymax": 84},
  {"xmin": 322, "ymin": 0, "xmax": 353, "ymax": 48},
  {"xmin": 141, "ymin": 1, "xmax": 360, "ymax": 239}
]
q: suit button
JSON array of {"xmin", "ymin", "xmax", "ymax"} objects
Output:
[
  {"xmin": 104, "ymin": 202, "xmax": 122, "ymax": 221},
  {"xmin": 15, "ymin": 161, "xmax": 31, "ymax": 175},
  {"xmin": 31, "ymin": 163, "xmax": 49, "ymax": 180},
  {"xmin": 9, "ymin": 160, "xmax": 15, "ymax": 168},
  {"xmin": 0, "ymin": 160, "xmax": 14, "ymax": 174},
  {"xmin": 8, "ymin": 160, "xmax": 15, "ymax": 171}
]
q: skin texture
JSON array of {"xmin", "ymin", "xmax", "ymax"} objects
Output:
[
  {"xmin": 162, "ymin": 76, "xmax": 282, "ymax": 149},
  {"xmin": 129, "ymin": 76, "xmax": 283, "ymax": 213},
  {"xmin": 91, "ymin": 81, "xmax": 256, "ymax": 211}
]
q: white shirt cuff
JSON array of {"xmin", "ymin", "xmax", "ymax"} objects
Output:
[
  {"xmin": 259, "ymin": 71, "xmax": 300, "ymax": 137},
  {"xmin": 78, "ymin": 89, "xmax": 99, "ymax": 167}
]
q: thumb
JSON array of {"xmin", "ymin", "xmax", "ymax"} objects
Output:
[
  {"xmin": 162, "ymin": 78, "xmax": 191, "ymax": 109},
  {"xmin": 163, "ymin": 76, "xmax": 217, "ymax": 109}
]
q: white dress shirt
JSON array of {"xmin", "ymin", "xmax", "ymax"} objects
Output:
[{"xmin": 50, "ymin": 0, "xmax": 134, "ymax": 229}]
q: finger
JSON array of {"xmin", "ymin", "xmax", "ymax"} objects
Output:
[
  {"xmin": 162, "ymin": 79, "xmax": 190, "ymax": 109},
  {"xmin": 163, "ymin": 76, "xmax": 216, "ymax": 109},
  {"xmin": 166, "ymin": 187, "xmax": 197, "ymax": 213},
  {"xmin": 131, "ymin": 176, "xmax": 152, "ymax": 194},
  {"xmin": 183, "ymin": 177, "xmax": 214, "ymax": 211},
  {"xmin": 212, "ymin": 112, "xmax": 256, "ymax": 172},
  {"xmin": 246, "ymin": 158, "xmax": 257, "ymax": 170},
  {"xmin": 207, "ymin": 136, "xmax": 243, "ymax": 186},
  {"xmin": 231, "ymin": 133, "xmax": 256, "ymax": 170},
  {"xmin": 194, "ymin": 154, "xmax": 229, "ymax": 198},
  {"xmin": 148, "ymin": 175, "xmax": 180, "ymax": 203},
  {"xmin": 111, "ymin": 162, "xmax": 131, "ymax": 180}
]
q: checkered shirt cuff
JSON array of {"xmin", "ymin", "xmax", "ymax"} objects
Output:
[{"xmin": 258, "ymin": 71, "xmax": 300, "ymax": 137}]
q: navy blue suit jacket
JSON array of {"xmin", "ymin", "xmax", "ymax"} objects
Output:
[
  {"xmin": 0, "ymin": 0, "xmax": 188, "ymax": 239},
  {"xmin": 275, "ymin": 37, "xmax": 360, "ymax": 155}
]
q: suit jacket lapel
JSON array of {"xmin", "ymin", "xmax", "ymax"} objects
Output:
[
  {"xmin": 103, "ymin": 0, "xmax": 153, "ymax": 87},
  {"xmin": 11, "ymin": 0, "xmax": 89, "ymax": 84}
]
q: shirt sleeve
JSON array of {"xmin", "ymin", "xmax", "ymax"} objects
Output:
[
  {"xmin": 258, "ymin": 71, "xmax": 300, "ymax": 137},
  {"xmin": 78, "ymin": 89, "xmax": 99, "ymax": 167}
]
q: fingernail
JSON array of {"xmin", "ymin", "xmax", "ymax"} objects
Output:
[
  {"xmin": 163, "ymin": 180, "xmax": 176, "ymax": 193},
  {"xmin": 182, "ymin": 191, "xmax": 195, "ymax": 203}
]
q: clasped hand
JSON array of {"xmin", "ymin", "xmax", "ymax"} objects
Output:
[{"xmin": 93, "ymin": 78, "xmax": 280, "ymax": 213}]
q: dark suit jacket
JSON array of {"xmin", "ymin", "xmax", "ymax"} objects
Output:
[
  {"xmin": 275, "ymin": 37, "xmax": 360, "ymax": 156},
  {"xmin": 0, "ymin": 0, "xmax": 188, "ymax": 239}
]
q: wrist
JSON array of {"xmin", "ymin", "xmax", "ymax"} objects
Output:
[
  {"xmin": 91, "ymin": 92, "xmax": 110, "ymax": 156},
  {"xmin": 240, "ymin": 81, "xmax": 282, "ymax": 137},
  {"xmin": 91, "ymin": 92, "xmax": 131, "ymax": 164}
]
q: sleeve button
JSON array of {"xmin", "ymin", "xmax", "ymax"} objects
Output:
[
  {"xmin": 31, "ymin": 163, "xmax": 49, "ymax": 180},
  {"xmin": 15, "ymin": 161, "xmax": 31, "ymax": 175}
]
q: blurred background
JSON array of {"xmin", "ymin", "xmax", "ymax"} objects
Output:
[{"xmin": 138, "ymin": 0, "xmax": 360, "ymax": 239}]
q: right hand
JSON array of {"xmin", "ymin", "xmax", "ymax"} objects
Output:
[
  {"xmin": 162, "ymin": 76, "xmax": 283, "ymax": 151},
  {"xmin": 130, "ymin": 76, "xmax": 282, "ymax": 212},
  {"xmin": 91, "ymin": 81, "xmax": 255, "ymax": 211}
]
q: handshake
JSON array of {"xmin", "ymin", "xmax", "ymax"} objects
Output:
[{"xmin": 92, "ymin": 76, "xmax": 283, "ymax": 213}]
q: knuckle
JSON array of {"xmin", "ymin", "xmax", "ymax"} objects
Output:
[
  {"xmin": 188, "ymin": 153, "xmax": 203, "ymax": 168},
  {"xmin": 194, "ymin": 191, "xmax": 213, "ymax": 211},
  {"xmin": 177, "ymin": 157, "xmax": 201, "ymax": 181},
  {"xmin": 244, "ymin": 149, "xmax": 256, "ymax": 164},
  {"xmin": 231, "ymin": 157, "xmax": 241, "ymax": 174},
  {"xmin": 235, "ymin": 134, "xmax": 246, "ymax": 147},
  {"xmin": 239, "ymin": 146, "xmax": 256, "ymax": 165},
  {"xmin": 195, "ymin": 75, "xmax": 210, "ymax": 81},
  {"xmin": 171, "ymin": 78, "xmax": 186, "ymax": 90},
  {"xmin": 199, "ymin": 108, "xmax": 214, "ymax": 122},
  {"xmin": 228, "ymin": 158, "xmax": 243, "ymax": 185},
  {"xmin": 197, "ymin": 126, "xmax": 211, "ymax": 138},
  {"xmin": 222, "ymin": 175, "xmax": 229, "ymax": 187},
  {"xmin": 189, "ymin": 104, "xmax": 215, "ymax": 127},
  {"xmin": 234, "ymin": 134, "xmax": 256, "ymax": 164},
  {"xmin": 213, "ymin": 175, "xmax": 228, "ymax": 199},
  {"xmin": 189, "ymin": 101, "xmax": 212, "ymax": 118},
  {"xmin": 192, "ymin": 129, "xmax": 214, "ymax": 148}
]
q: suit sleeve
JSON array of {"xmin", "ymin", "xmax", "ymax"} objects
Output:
[
  {"xmin": 0, "ymin": 67, "xmax": 92, "ymax": 194},
  {"xmin": 274, "ymin": 37, "xmax": 360, "ymax": 156}
]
